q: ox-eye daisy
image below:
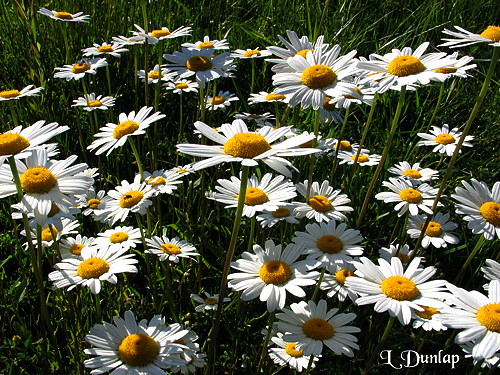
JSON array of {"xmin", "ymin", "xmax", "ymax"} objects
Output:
[
  {"xmin": 137, "ymin": 64, "xmax": 176, "ymax": 84},
  {"xmin": 87, "ymin": 106, "xmax": 165, "ymax": 156},
  {"xmin": 176, "ymin": 119, "xmax": 318, "ymax": 177},
  {"xmin": 387, "ymin": 161, "xmax": 439, "ymax": 186},
  {"xmin": 76, "ymin": 187, "xmax": 110, "ymax": 220},
  {"xmin": 72, "ymin": 93, "xmax": 116, "ymax": 111},
  {"xmin": 232, "ymin": 47, "xmax": 272, "ymax": 59},
  {"xmin": 256, "ymin": 204, "xmax": 298, "ymax": 228},
  {"xmin": 277, "ymin": 299, "xmax": 360, "ymax": 356},
  {"xmin": 482, "ymin": 259, "xmax": 500, "ymax": 287},
  {"xmin": 82, "ymin": 42, "xmax": 129, "ymax": 57},
  {"xmin": 320, "ymin": 261, "xmax": 359, "ymax": 302},
  {"xmin": 54, "ymin": 58, "xmax": 108, "ymax": 81},
  {"xmin": 59, "ymin": 235, "xmax": 95, "ymax": 259},
  {"xmin": 94, "ymin": 226, "xmax": 142, "ymax": 253},
  {"xmin": 248, "ymin": 91, "xmax": 290, "ymax": 105},
  {"xmin": 206, "ymin": 91, "xmax": 239, "ymax": 110},
  {"xmin": 433, "ymin": 52, "xmax": 476, "ymax": 80},
  {"xmin": 0, "ymin": 85, "xmax": 43, "ymax": 102},
  {"xmin": 411, "ymin": 303, "xmax": 448, "ymax": 332},
  {"xmin": 338, "ymin": 151, "xmax": 382, "ymax": 166},
  {"xmin": 407, "ymin": 212, "xmax": 459, "ymax": 249},
  {"xmin": 269, "ymin": 332, "xmax": 319, "ymax": 372},
  {"xmin": 319, "ymin": 96, "xmax": 343, "ymax": 124},
  {"xmin": 379, "ymin": 243, "xmax": 417, "ymax": 266},
  {"xmin": 345, "ymin": 257, "xmax": 448, "ymax": 325},
  {"xmin": 145, "ymin": 235, "xmax": 199, "ymax": 263},
  {"xmin": 143, "ymin": 169, "xmax": 184, "ymax": 195},
  {"xmin": 131, "ymin": 24, "xmax": 192, "ymax": 44},
  {"xmin": 440, "ymin": 25, "xmax": 500, "ymax": 48},
  {"xmin": 191, "ymin": 292, "xmax": 230, "ymax": 313},
  {"xmin": 164, "ymin": 79, "xmax": 199, "ymax": 94},
  {"xmin": 451, "ymin": 179, "xmax": 500, "ymax": 240},
  {"xmin": 182, "ymin": 35, "xmax": 229, "ymax": 50},
  {"xmin": 228, "ymin": 240, "xmax": 320, "ymax": 311},
  {"xmin": 417, "ymin": 124, "xmax": 474, "ymax": 157},
  {"xmin": 38, "ymin": 8, "xmax": 89, "ymax": 22}
]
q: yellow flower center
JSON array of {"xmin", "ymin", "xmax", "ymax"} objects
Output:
[
  {"xmin": 41, "ymin": 227, "xmax": 58, "ymax": 242},
  {"xmin": 396, "ymin": 253, "xmax": 410, "ymax": 263},
  {"xmin": 198, "ymin": 42, "xmax": 215, "ymax": 49},
  {"xmin": 265, "ymin": 93, "xmax": 286, "ymax": 101},
  {"xmin": 113, "ymin": 121, "xmax": 140, "ymax": 139},
  {"xmin": 338, "ymin": 141, "xmax": 352, "ymax": 151},
  {"xmin": 223, "ymin": 132, "xmax": 272, "ymax": 159},
  {"xmin": 403, "ymin": 169, "xmax": 422, "ymax": 179},
  {"xmin": 161, "ymin": 243, "xmax": 181, "ymax": 255},
  {"xmin": 322, "ymin": 96, "xmax": 336, "ymax": 111},
  {"xmin": 480, "ymin": 202, "xmax": 500, "ymax": 226},
  {"xmin": 177, "ymin": 169, "xmax": 187, "ymax": 174},
  {"xmin": 148, "ymin": 71, "xmax": 163, "ymax": 80},
  {"xmin": 148, "ymin": 177, "xmax": 166, "ymax": 187},
  {"xmin": 422, "ymin": 221, "xmax": 443, "ymax": 237},
  {"xmin": 186, "ymin": 56, "xmax": 213, "ymax": 71},
  {"xmin": 204, "ymin": 297, "xmax": 218, "ymax": 305},
  {"xmin": 295, "ymin": 49, "xmax": 313, "ymax": 58},
  {"xmin": 335, "ymin": 269, "xmax": 355, "ymax": 285},
  {"xmin": 244, "ymin": 50, "xmax": 261, "ymax": 57},
  {"xmin": 0, "ymin": 89, "xmax": 21, "ymax": 99},
  {"xmin": 151, "ymin": 29, "xmax": 171, "ymax": 38},
  {"xmin": 416, "ymin": 305, "xmax": 439, "ymax": 320},
  {"xmin": 381, "ymin": 275, "xmax": 419, "ymax": 301},
  {"xmin": 109, "ymin": 232, "xmax": 129, "ymax": 244},
  {"xmin": 239, "ymin": 187, "xmax": 267, "ymax": 206},
  {"xmin": 0, "ymin": 133, "xmax": 30, "ymax": 156},
  {"xmin": 259, "ymin": 260, "xmax": 292, "ymax": 285},
  {"xmin": 434, "ymin": 67, "xmax": 457, "ymax": 74},
  {"xmin": 284, "ymin": 343, "xmax": 304, "ymax": 357},
  {"xmin": 398, "ymin": 188, "xmax": 422, "ymax": 203},
  {"xmin": 71, "ymin": 62, "xmax": 91, "ymax": 74},
  {"xmin": 118, "ymin": 333, "xmax": 159, "ymax": 367},
  {"xmin": 97, "ymin": 46, "xmax": 114, "ymax": 53},
  {"xmin": 387, "ymin": 56, "xmax": 425, "ymax": 77},
  {"xmin": 20, "ymin": 167, "xmax": 58, "ymax": 194},
  {"xmin": 88, "ymin": 100, "xmax": 102, "ymax": 107},
  {"xmin": 308, "ymin": 195, "xmax": 332, "ymax": 212},
  {"xmin": 248, "ymin": 114, "xmax": 262, "ymax": 119},
  {"xmin": 351, "ymin": 154, "xmax": 369, "ymax": 163},
  {"xmin": 316, "ymin": 235, "xmax": 343, "ymax": 254},
  {"xmin": 70, "ymin": 244, "xmax": 85, "ymax": 256},
  {"xmin": 76, "ymin": 257, "xmax": 110, "ymax": 279},
  {"xmin": 54, "ymin": 11, "xmax": 73, "ymax": 20},
  {"xmin": 477, "ymin": 303, "xmax": 500, "ymax": 332},
  {"xmin": 175, "ymin": 82, "xmax": 189, "ymax": 89},
  {"xmin": 434, "ymin": 133, "xmax": 455, "ymax": 145},
  {"xmin": 302, "ymin": 318, "xmax": 334, "ymax": 340},
  {"xmin": 480, "ymin": 26, "xmax": 500, "ymax": 42},
  {"xmin": 272, "ymin": 208, "xmax": 290, "ymax": 218},
  {"xmin": 301, "ymin": 64, "xmax": 337, "ymax": 89},
  {"xmin": 119, "ymin": 190, "xmax": 144, "ymax": 208},
  {"xmin": 210, "ymin": 96, "xmax": 226, "ymax": 105},
  {"xmin": 87, "ymin": 198, "xmax": 101, "ymax": 209}
]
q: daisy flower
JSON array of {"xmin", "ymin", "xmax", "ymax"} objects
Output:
[
  {"xmin": 338, "ymin": 151, "xmax": 382, "ymax": 166},
  {"xmin": 248, "ymin": 91, "xmax": 289, "ymax": 105},
  {"xmin": 379, "ymin": 243, "xmax": 417, "ymax": 266},
  {"xmin": 417, "ymin": 124, "xmax": 474, "ymax": 157},
  {"xmin": 294, "ymin": 180, "xmax": 353, "ymax": 222},
  {"xmin": 328, "ymin": 80, "xmax": 375, "ymax": 109},
  {"xmin": 143, "ymin": 169, "xmax": 184, "ymax": 195},
  {"xmin": 190, "ymin": 292, "xmax": 230, "ymax": 312},
  {"xmin": 37, "ymin": 7, "xmax": 89, "ymax": 22},
  {"xmin": 433, "ymin": 52, "xmax": 476, "ymax": 80},
  {"xmin": 59, "ymin": 235, "xmax": 95, "ymax": 259},
  {"xmin": 411, "ymin": 303, "xmax": 449, "ymax": 332},
  {"xmin": 163, "ymin": 48, "xmax": 234, "ymax": 88},
  {"xmin": 451, "ymin": 179, "xmax": 500, "ymax": 240},
  {"xmin": 387, "ymin": 161, "xmax": 439, "ymax": 186},
  {"xmin": 272, "ymin": 46, "xmax": 358, "ymax": 110},
  {"xmin": 319, "ymin": 96, "xmax": 343, "ymax": 124},
  {"xmin": 96, "ymin": 175, "xmax": 154, "ymax": 225},
  {"xmin": 170, "ymin": 352, "xmax": 207, "ymax": 374},
  {"xmin": 269, "ymin": 333, "xmax": 319, "ymax": 372},
  {"xmin": 182, "ymin": 35, "xmax": 229, "ymax": 50},
  {"xmin": 49, "ymin": 246, "xmax": 138, "ymax": 294},
  {"xmin": 234, "ymin": 112, "xmax": 275, "ymax": 125},
  {"xmin": 94, "ymin": 226, "xmax": 142, "ymax": 253},
  {"xmin": 256, "ymin": 204, "xmax": 299, "ymax": 228},
  {"xmin": 320, "ymin": 261, "xmax": 359, "ymax": 302},
  {"xmin": 375, "ymin": 177, "xmax": 439, "ymax": 217},
  {"xmin": 164, "ymin": 79, "xmax": 199, "ymax": 94},
  {"xmin": 82, "ymin": 42, "xmax": 129, "ymax": 57},
  {"xmin": 231, "ymin": 47, "xmax": 272, "ymax": 59},
  {"xmin": 12, "ymin": 200, "xmax": 80, "ymax": 230},
  {"xmin": 461, "ymin": 341, "xmax": 500, "ymax": 368},
  {"xmin": 277, "ymin": 299, "xmax": 360, "ymax": 356},
  {"xmin": 482, "ymin": 259, "xmax": 500, "ymax": 286},
  {"xmin": 209, "ymin": 173, "xmax": 297, "ymax": 218},
  {"xmin": 137, "ymin": 64, "xmax": 176, "ymax": 84},
  {"xmin": 87, "ymin": 106, "xmax": 165, "ymax": 156},
  {"xmin": 79, "ymin": 167, "xmax": 99, "ymax": 179},
  {"xmin": 132, "ymin": 24, "xmax": 192, "ymax": 44},
  {"xmin": 345, "ymin": 256, "xmax": 448, "ymax": 325},
  {"xmin": 440, "ymin": 25, "xmax": 500, "ymax": 48},
  {"xmin": 72, "ymin": 93, "xmax": 116, "ymax": 111},
  {"xmin": 438, "ymin": 280, "xmax": 500, "ymax": 360},
  {"xmin": 54, "ymin": 58, "xmax": 108, "ymax": 81},
  {"xmin": 228, "ymin": 240, "xmax": 320, "ymax": 311},
  {"xmin": 407, "ymin": 212, "xmax": 459, "ymax": 248},
  {"xmin": 0, "ymin": 85, "xmax": 43, "ymax": 101},
  {"xmin": 145, "ymin": 235, "xmax": 199, "ymax": 263},
  {"xmin": 76, "ymin": 187, "xmax": 110, "ymax": 219},
  {"xmin": 84, "ymin": 310, "xmax": 188, "ymax": 373},
  {"xmin": 357, "ymin": 42, "xmax": 452, "ymax": 93},
  {"xmin": 206, "ymin": 90, "xmax": 239, "ymax": 110},
  {"xmin": 323, "ymin": 139, "xmax": 368, "ymax": 155},
  {"xmin": 23, "ymin": 218, "xmax": 79, "ymax": 248},
  {"xmin": 292, "ymin": 220, "xmax": 363, "ymax": 267},
  {"xmin": 176, "ymin": 119, "xmax": 318, "ymax": 177},
  {"xmin": 112, "ymin": 35, "xmax": 146, "ymax": 46}
]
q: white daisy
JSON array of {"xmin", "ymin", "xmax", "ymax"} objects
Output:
[
  {"xmin": 190, "ymin": 292, "xmax": 230, "ymax": 312},
  {"xmin": 387, "ymin": 161, "xmax": 439, "ymax": 186},
  {"xmin": 231, "ymin": 47, "xmax": 272, "ymax": 59},
  {"xmin": 322, "ymin": 139, "xmax": 368, "ymax": 156},
  {"xmin": 79, "ymin": 167, "xmax": 99, "ymax": 179},
  {"xmin": 319, "ymin": 96, "xmax": 344, "ymax": 124},
  {"xmin": 54, "ymin": 58, "xmax": 108, "ymax": 81},
  {"xmin": 137, "ymin": 64, "xmax": 176, "ymax": 84},
  {"xmin": 164, "ymin": 79, "xmax": 199, "ymax": 94},
  {"xmin": 182, "ymin": 35, "xmax": 229, "ymax": 50},
  {"xmin": 170, "ymin": 352, "xmax": 207, "ymax": 374},
  {"xmin": 451, "ymin": 179, "xmax": 500, "ymax": 240},
  {"xmin": 417, "ymin": 124, "xmax": 474, "ymax": 157},
  {"xmin": 407, "ymin": 212, "xmax": 459, "ymax": 248},
  {"xmin": 145, "ymin": 235, "xmax": 199, "ymax": 263},
  {"xmin": 234, "ymin": 112, "xmax": 275, "ymax": 125},
  {"xmin": 379, "ymin": 243, "xmax": 417, "ymax": 266},
  {"xmin": 328, "ymin": 80, "xmax": 375, "ymax": 109},
  {"xmin": 228, "ymin": 240, "xmax": 320, "ymax": 311},
  {"xmin": 209, "ymin": 173, "xmax": 297, "ymax": 218},
  {"xmin": 461, "ymin": 341, "xmax": 500, "ymax": 368},
  {"xmin": 49, "ymin": 246, "xmax": 138, "ymax": 294},
  {"xmin": 176, "ymin": 119, "xmax": 319, "ymax": 177},
  {"xmin": 294, "ymin": 180, "xmax": 353, "ymax": 222},
  {"xmin": 59, "ymin": 235, "xmax": 95, "ymax": 259},
  {"xmin": 23, "ymin": 218, "xmax": 79, "ymax": 248},
  {"xmin": 72, "ymin": 93, "xmax": 116, "ymax": 111},
  {"xmin": 82, "ymin": 42, "xmax": 129, "ymax": 57},
  {"xmin": 143, "ymin": 169, "xmax": 184, "ymax": 195},
  {"xmin": 87, "ymin": 106, "xmax": 165, "ymax": 156},
  {"xmin": 440, "ymin": 25, "xmax": 500, "ymax": 48},
  {"xmin": 206, "ymin": 90, "xmax": 239, "ymax": 110},
  {"xmin": 277, "ymin": 299, "xmax": 360, "ymax": 356},
  {"xmin": 375, "ymin": 177, "xmax": 439, "ymax": 217},
  {"xmin": 256, "ymin": 204, "xmax": 299, "ymax": 228},
  {"xmin": 248, "ymin": 91, "xmax": 290, "ymax": 105},
  {"xmin": 37, "ymin": 7, "xmax": 89, "ymax": 22},
  {"xmin": 482, "ymin": 259, "xmax": 500, "ymax": 286},
  {"xmin": 345, "ymin": 256, "xmax": 448, "ymax": 325},
  {"xmin": 94, "ymin": 226, "xmax": 142, "ymax": 253},
  {"xmin": 0, "ymin": 85, "xmax": 43, "ymax": 101},
  {"xmin": 12, "ymin": 200, "xmax": 80, "ymax": 230},
  {"xmin": 337, "ymin": 151, "xmax": 382, "ymax": 166},
  {"xmin": 75, "ymin": 187, "xmax": 111, "ymax": 219},
  {"xmin": 411, "ymin": 304, "xmax": 449, "ymax": 332},
  {"xmin": 111, "ymin": 35, "xmax": 146, "ymax": 46},
  {"xmin": 84, "ymin": 310, "xmax": 188, "ymax": 372},
  {"xmin": 320, "ymin": 261, "xmax": 359, "ymax": 302},
  {"xmin": 433, "ymin": 52, "xmax": 476, "ymax": 80},
  {"xmin": 269, "ymin": 332, "xmax": 319, "ymax": 372},
  {"xmin": 292, "ymin": 220, "xmax": 363, "ymax": 267},
  {"xmin": 131, "ymin": 24, "xmax": 192, "ymax": 44}
]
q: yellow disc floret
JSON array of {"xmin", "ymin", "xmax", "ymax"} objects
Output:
[
  {"xmin": 244, "ymin": 50, "xmax": 261, "ymax": 57},
  {"xmin": 301, "ymin": 65, "xmax": 337, "ymax": 89},
  {"xmin": 272, "ymin": 208, "xmax": 290, "ymax": 218},
  {"xmin": 113, "ymin": 120, "xmax": 140, "ymax": 139},
  {"xmin": 204, "ymin": 297, "xmax": 218, "ymax": 305},
  {"xmin": 161, "ymin": 244, "xmax": 181, "ymax": 255},
  {"xmin": 285, "ymin": 343, "xmax": 304, "ymax": 357},
  {"xmin": 88, "ymin": 100, "xmax": 102, "ymax": 107},
  {"xmin": 54, "ymin": 12, "xmax": 73, "ymax": 20},
  {"xmin": 351, "ymin": 154, "xmax": 369, "ymax": 163},
  {"xmin": 381, "ymin": 275, "xmax": 419, "ymax": 301},
  {"xmin": 480, "ymin": 26, "xmax": 500, "ymax": 42},
  {"xmin": 477, "ymin": 303, "xmax": 500, "ymax": 332},
  {"xmin": 434, "ymin": 134, "xmax": 455, "ymax": 145},
  {"xmin": 295, "ymin": 49, "xmax": 313, "ymax": 58},
  {"xmin": 210, "ymin": 96, "xmax": 226, "ymax": 105},
  {"xmin": 71, "ymin": 62, "xmax": 91, "ymax": 74},
  {"xmin": 70, "ymin": 244, "xmax": 85, "ymax": 256},
  {"xmin": 302, "ymin": 318, "xmax": 334, "ymax": 340},
  {"xmin": 118, "ymin": 333, "xmax": 159, "ymax": 367},
  {"xmin": 87, "ymin": 198, "xmax": 101, "ymax": 209},
  {"xmin": 77, "ymin": 257, "xmax": 110, "ymax": 279},
  {"xmin": 223, "ymin": 133, "xmax": 271, "ymax": 159},
  {"xmin": 243, "ymin": 187, "xmax": 268, "ymax": 206},
  {"xmin": 480, "ymin": 202, "xmax": 500, "ymax": 226},
  {"xmin": 259, "ymin": 260, "xmax": 292, "ymax": 285},
  {"xmin": 399, "ymin": 188, "xmax": 422, "ymax": 203},
  {"xmin": 335, "ymin": 269, "xmax": 355, "ymax": 285},
  {"xmin": 423, "ymin": 221, "xmax": 443, "ymax": 237},
  {"xmin": 317, "ymin": 235, "xmax": 343, "ymax": 254},
  {"xmin": 119, "ymin": 190, "xmax": 144, "ymax": 208},
  {"xmin": 97, "ymin": 46, "xmax": 114, "ymax": 53},
  {"xmin": 0, "ymin": 133, "xmax": 30, "ymax": 156},
  {"xmin": 20, "ymin": 167, "xmax": 57, "ymax": 194},
  {"xmin": 186, "ymin": 56, "xmax": 213, "ymax": 71},
  {"xmin": 151, "ymin": 29, "xmax": 171, "ymax": 38},
  {"xmin": 396, "ymin": 253, "xmax": 410, "ymax": 264},
  {"xmin": 198, "ymin": 42, "xmax": 215, "ymax": 49},
  {"xmin": 109, "ymin": 232, "xmax": 129, "ymax": 244},
  {"xmin": 265, "ymin": 93, "xmax": 286, "ymax": 101},
  {"xmin": 175, "ymin": 82, "xmax": 189, "ymax": 89},
  {"xmin": 403, "ymin": 169, "xmax": 422, "ymax": 179},
  {"xmin": 41, "ymin": 227, "xmax": 58, "ymax": 242},
  {"xmin": 387, "ymin": 56, "xmax": 425, "ymax": 77},
  {"xmin": 416, "ymin": 305, "xmax": 439, "ymax": 320},
  {"xmin": 148, "ymin": 177, "xmax": 166, "ymax": 187},
  {"xmin": 434, "ymin": 67, "xmax": 457, "ymax": 74},
  {"xmin": 309, "ymin": 195, "xmax": 332, "ymax": 212},
  {"xmin": 148, "ymin": 71, "xmax": 162, "ymax": 80},
  {"xmin": 322, "ymin": 96, "xmax": 336, "ymax": 111},
  {"xmin": 0, "ymin": 90, "xmax": 21, "ymax": 99}
]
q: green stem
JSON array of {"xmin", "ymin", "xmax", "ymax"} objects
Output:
[
  {"xmin": 304, "ymin": 355, "xmax": 315, "ymax": 375},
  {"xmin": 128, "ymin": 136, "xmax": 144, "ymax": 179},
  {"xmin": 246, "ymin": 217, "xmax": 256, "ymax": 253},
  {"xmin": 8, "ymin": 101, "xmax": 19, "ymax": 128},
  {"xmin": 250, "ymin": 59, "xmax": 256, "ymax": 94},
  {"xmin": 256, "ymin": 311, "xmax": 275, "ymax": 373},
  {"xmin": 95, "ymin": 293, "xmax": 102, "ymax": 322},
  {"xmin": 162, "ymin": 261, "xmax": 180, "ymax": 322},
  {"xmin": 306, "ymin": 109, "xmax": 321, "ymax": 200},
  {"xmin": 311, "ymin": 267, "xmax": 326, "ymax": 303},
  {"xmin": 329, "ymin": 107, "xmax": 350, "ymax": 186},
  {"xmin": 453, "ymin": 234, "xmax": 485, "ymax": 285},
  {"xmin": 362, "ymin": 316, "xmax": 396, "ymax": 375}
]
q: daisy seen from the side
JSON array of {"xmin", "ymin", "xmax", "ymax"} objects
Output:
[
  {"xmin": 164, "ymin": 79, "xmax": 199, "ymax": 94},
  {"xmin": 482, "ymin": 259, "xmax": 500, "ymax": 287},
  {"xmin": 256, "ymin": 204, "xmax": 299, "ymax": 228},
  {"xmin": 269, "ymin": 332, "xmax": 319, "ymax": 372},
  {"xmin": 54, "ymin": 58, "xmax": 108, "ymax": 81},
  {"xmin": 407, "ymin": 212, "xmax": 459, "ymax": 248},
  {"xmin": 248, "ymin": 91, "xmax": 289, "ymax": 105},
  {"xmin": 190, "ymin": 292, "xmax": 231, "ymax": 313},
  {"xmin": 387, "ymin": 161, "xmax": 439, "ymax": 186},
  {"xmin": 433, "ymin": 51, "xmax": 476, "ymax": 80},
  {"xmin": 131, "ymin": 24, "xmax": 192, "ymax": 44},
  {"xmin": 143, "ymin": 169, "xmax": 184, "ymax": 195},
  {"xmin": 72, "ymin": 93, "xmax": 116, "ymax": 111},
  {"xmin": 182, "ymin": 35, "xmax": 229, "ymax": 50},
  {"xmin": 337, "ymin": 151, "xmax": 382, "ymax": 166},
  {"xmin": 137, "ymin": 64, "xmax": 176, "ymax": 84},
  {"xmin": 320, "ymin": 261, "xmax": 359, "ymax": 302},
  {"xmin": 417, "ymin": 124, "xmax": 474, "ymax": 157},
  {"xmin": 379, "ymin": 243, "xmax": 417, "ymax": 266},
  {"xmin": 440, "ymin": 25, "xmax": 500, "ymax": 48},
  {"xmin": 0, "ymin": 85, "xmax": 43, "ymax": 102},
  {"xmin": 145, "ymin": 235, "xmax": 199, "ymax": 263},
  {"xmin": 82, "ymin": 42, "xmax": 129, "ymax": 57},
  {"xmin": 231, "ymin": 47, "xmax": 272, "ymax": 59},
  {"xmin": 411, "ymin": 303, "xmax": 449, "ymax": 332},
  {"xmin": 206, "ymin": 90, "xmax": 239, "ymax": 110},
  {"xmin": 38, "ymin": 7, "xmax": 89, "ymax": 22},
  {"xmin": 76, "ymin": 187, "xmax": 110, "ymax": 219},
  {"xmin": 93, "ymin": 226, "xmax": 142, "ymax": 253}
]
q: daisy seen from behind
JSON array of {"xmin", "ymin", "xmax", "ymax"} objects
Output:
[
  {"xmin": 417, "ymin": 124, "xmax": 473, "ymax": 157},
  {"xmin": 54, "ymin": 58, "xmax": 108, "ymax": 81},
  {"xmin": 38, "ymin": 7, "xmax": 89, "ymax": 22},
  {"xmin": 268, "ymin": 332, "xmax": 319, "ymax": 372},
  {"xmin": 440, "ymin": 25, "xmax": 500, "ymax": 48},
  {"xmin": 145, "ymin": 235, "xmax": 199, "ymax": 263},
  {"xmin": 0, "ymin": 85, "xmax": 43, "ymax": 101},
  {"xmin": 190, "ymin": 292, "xmax": 231, "ymax": 313},
  {"xmin": 407, "ymin": 212, "xmax": 459, "ymax": 249}
]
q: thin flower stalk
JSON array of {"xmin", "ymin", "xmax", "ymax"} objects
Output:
[
  {"xmin": 453, "ymin": 234, "xmax": 485, "ymax": 284},
  {"xmin": 256, "ymin": 311, "xmax": 276, "ymax": 373},
  {"xmin": 329, "ymin": 107, "xmax": 350, "ymax": 186},
  {"xmin": 362, "ymin": 316, "xmax": 396, "ymax": 375},
  {"xmin": 306, "ymin": 109, "xmax": 321, "ymax": 200}
]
